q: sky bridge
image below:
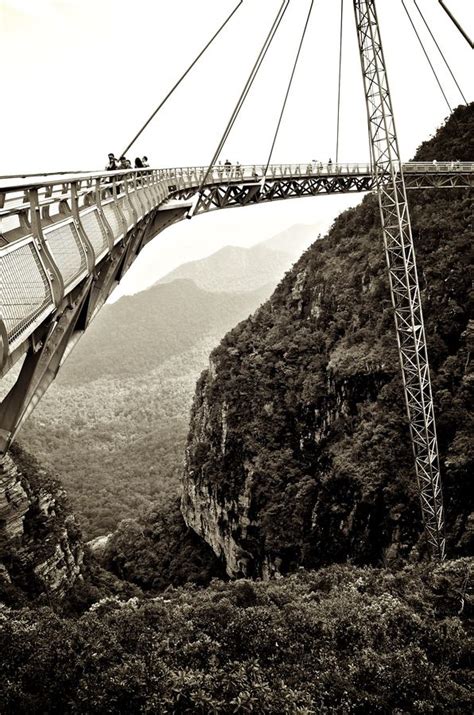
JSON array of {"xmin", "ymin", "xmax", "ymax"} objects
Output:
[{"xmin": 1, "ymin": 160, "xmax": 472, "ymax": 383}]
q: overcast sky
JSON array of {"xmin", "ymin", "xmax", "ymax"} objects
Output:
[{"xmin": 1, "ymin": 0, "xmax": 472, "ymax": 298}]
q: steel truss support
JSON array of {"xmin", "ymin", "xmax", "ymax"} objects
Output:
[
  {"xmin": 353, "ymin": 0, "xmax": 446, "ymax": 559},
  {"xmin": 176, "ymin": 175, "xmax": 376, "ymax": 212},
  {"xmin": 0, "ymin": 278, "xmax": 94, "ymax": 454},
  {"xmin": 171, "ymin": 172, "xmax": 472, "ymax": 215}
]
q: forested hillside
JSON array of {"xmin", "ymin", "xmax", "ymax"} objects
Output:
[
  {"xmin": 57, "ymin": 279, "xmax": 271, "ymax": 385},
  {"xmin": 183, "ymin": 104, "xmax": 474, "ymax": 576},
  {"xmin": 1, "ymin": 559, "xmax": 471, "ymax": 712},
  {"xmin": 20, "ymin": 341, "xmax": 217, "ymax": 536}
]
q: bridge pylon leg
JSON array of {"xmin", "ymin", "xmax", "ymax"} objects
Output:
[{"xmin": 353, "ymin": 0, "xmax": 446, "ymax": 559}]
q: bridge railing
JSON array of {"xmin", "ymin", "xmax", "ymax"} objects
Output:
[
  {"xmin": 160, "ymin": 162, "xmax": 374, "ymax": 185},
  {"xmin": 402, "ymin": 161, "xmax": 472, "ymax": 172}
]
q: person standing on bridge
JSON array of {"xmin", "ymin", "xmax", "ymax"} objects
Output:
[
  {"xmin": 134, "ymin": 157, "xmax": 144, "ymax": 169},
  {"xmin": 106, "ymin": 153, "xmax": 118, "ymax": 171}
]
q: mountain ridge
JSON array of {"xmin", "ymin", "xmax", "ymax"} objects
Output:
[
  {"xmin": 157, "ymin": 224, "xmax": 320, "ymax": 293},
  {"xmin": 58, "ymin": 278, "xmax": 273, "ymax": 385}
]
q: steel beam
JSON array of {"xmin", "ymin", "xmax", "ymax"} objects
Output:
[{"xmin": 0, "ymin": 277, "xmax": 93, "ymax": 454}]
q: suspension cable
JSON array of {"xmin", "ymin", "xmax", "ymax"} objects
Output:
[
  {"xmin": 197, "ymin": 0, "xmax": 290, "ymax": 192},
  {"xmin": 438, "ymin": 0, "xmax": 474, "ymax": 49},
  {"xmin": 412, "ymin": 0, "xmax": 467, "ymax": 104},
  {"xmin": 264, "ymin": 0, "xmax": 315, "ymax": 177},
  {"xmin": 335, "ymin": 0, "xmax": 344, "ymax": 163},
  {"xmin": 119, "ymin": 0, "xmax": 244, "ymax": 158},
  {"xmin": 401, "ymin": 0, "xmax": 452, "ymax": 112}
]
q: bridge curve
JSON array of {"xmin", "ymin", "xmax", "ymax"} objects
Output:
[{"xmin": 0, "ymin": 160, "xmax": 473, "ymax": 453}]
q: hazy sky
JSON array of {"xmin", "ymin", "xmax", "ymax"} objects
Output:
[{"xmin": 1, "ymin": 0, "xmax": 472, "ymax": 297}]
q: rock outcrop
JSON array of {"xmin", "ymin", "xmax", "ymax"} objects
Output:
[
  {"xmin": 0, "ymin": 446, "xmax": 83, "ymax": 602},
  {"xmin": 182, "ymin": 105, "xmax": 474, "ymax": 577}
]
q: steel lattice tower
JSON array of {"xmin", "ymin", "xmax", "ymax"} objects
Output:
[{"xmin": 353, "ymin": 0, "xmax": 446, "ymax": 559}]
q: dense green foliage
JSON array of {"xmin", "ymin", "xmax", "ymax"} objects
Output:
[
  {"xmin": 19, "ymin": 341, "xmax": 214, "ymax": 537},
  {"xmin": 415, "ymin": 104, "xmax": 474, "ymax": 161},
  {"xmin": 184, "ymin": 105, "xmax": 474, "ymax": 574},
  {"xmin": 0, "ymin": 559, "xmax": 471, "ymax": 713}
]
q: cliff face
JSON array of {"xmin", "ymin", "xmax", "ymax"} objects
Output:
[
  {"xmin": 0, "ymin": 446, "xmax": 83, "ymax": 603},
  {"xmin": 182, "ymin": 105, "xmax": 474, "ymax": 577}
]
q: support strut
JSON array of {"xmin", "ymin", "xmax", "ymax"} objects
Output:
[{"xmin": 353, "ymin": 0, "xmax": 446, "ymax": 559}]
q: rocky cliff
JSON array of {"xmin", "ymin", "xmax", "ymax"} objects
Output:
[
  {"xmin": 0, "ymin": 446, "xmax": 83, "ymax": 604},
  {"xmin": 182, "ymin": 104, "xmax": 474, "ymax": 577}
]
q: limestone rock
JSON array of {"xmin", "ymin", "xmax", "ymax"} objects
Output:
[{"xmin": 0, "ymin": 447, "xmax": 83, "ymax": 601}]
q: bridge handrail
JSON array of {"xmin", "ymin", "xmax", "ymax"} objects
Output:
[
  {"xmin": 0, "ymin": 168, "xmax": 160, "ymax": 193},
  {"xmin": 1, "ymin": 161, "xmax": 472, "ymax": 194}
]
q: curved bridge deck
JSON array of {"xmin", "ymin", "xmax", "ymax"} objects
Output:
[
  {"xmin": 1, "ymin": 161, "xmax": 472, "ymax": 375},
  {"xmin": 0, "ymin": 160, "xmax": 472, "ymax": 452},
  {"xmin": 1, "ymin": 161, "xmax": 473, "ymax": 376}
]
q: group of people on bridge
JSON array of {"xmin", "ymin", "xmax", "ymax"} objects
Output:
[{"xmin": 106, "ymin": 153, "xmax": 149, "ymax": 171}]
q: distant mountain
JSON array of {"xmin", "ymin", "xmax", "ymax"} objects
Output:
[
  {"xmin": 260, "ymin": 224, "xmax": 321, "ymax": 257},
  {"xmin": 158, "ymin": 224, "xmax": 320, "ymax": 293},
  {"xmin": 59, "ymin": 278, "xmax": 272, "ymax": 385},
  {"xmin": 157, "ymin": 244, "xmax": 292, "ymax": 293}
]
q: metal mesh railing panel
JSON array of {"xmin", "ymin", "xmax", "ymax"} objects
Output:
[
  {"xmin": 80, "ymin": 209, "xmax": 109, "ymax": 260},
  {"xmin": 143, "ymin": 185, "xmax": 154, "ymax": 207},
  {"xmin": 102, "ymin": 202, "xmax": 123, "ymax": 238},
  {"xmin": 137, "ymin": 187, "xmax": 149, "ymax": 212},
  {"xmin": 148, "ymin": 180, "xmax": 159, "ymax": 201},
  {"xmin": 0, "ymin": 242, "xmax": 53, "ymax": 346},
  {"xmin": 45, "ymin": 222, "xmax": 87, "ymax": 288},
  {"xmin": 118, "ymin": 196, "xmax": 134, "ymax": 228},
  {"xmin": 130, "ymin": 191, "xmax": 143, "ymax": 217}
]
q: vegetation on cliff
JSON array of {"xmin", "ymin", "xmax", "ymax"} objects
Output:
[
  {"xmin": 183, "ymin": 104, "xmax": 473, "ymax": 575},
  {"xmin": 102, "ymin": 496, "xmax": 226, "ymax": 591}
]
